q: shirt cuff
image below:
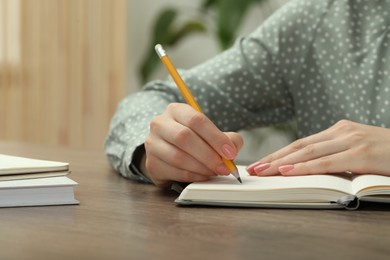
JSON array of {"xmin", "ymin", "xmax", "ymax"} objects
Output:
[{"xmin": 129, "ymin": 144, "xmax": 153, "ymax": 184}]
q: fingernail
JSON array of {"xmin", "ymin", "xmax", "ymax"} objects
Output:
[
  {"xmin": 216, "ymin": 165, "xmax": 230, "ymax": 175},
  {"xmin": 246, "ymin": 161, "xmax": 263, "ymax": 172},
  {"xmin": 222, "ymin": 144, "xmax": 237, "ymax": 160},
  {"xmin": 254, "ymin": 163, "xmax": 271, "ymax": 173},
  {"xmin": 279, "ymin": 165, "xmax": 294, "ymax": 173}
]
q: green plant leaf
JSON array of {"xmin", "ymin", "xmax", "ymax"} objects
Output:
[
  {"xmin": 139, "ymin": 50, "xmax": 161, "ymax": 84},
  {"xmin": 152, "ymin": 8, "xmax": 177, "ymax": 43},
  {"xmin": 201, "ymin": 0, "xmax": 218, "ymax": 10},
  {"xmin": 169, "ymin": 21, "xmax": 206, "ymax": 45},
  {"xmin": 139, "ymin": 8, "xmax": 177, "ymax": 83},
  {"xmin": 216, "ymin": 0, "xmax": 254, "ymax": 49},
  {"xmin": 138, "ymin": 0, "xmax": 269, "ymax": 82},
  {"xmin": 139, "ymin": 11, "xmax": 207, "ymax": 83}
]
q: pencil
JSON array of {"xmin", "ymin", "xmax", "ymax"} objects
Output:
[{"xmin": 155, "ymin": 44, "xmax": 242, "ymax": 184}]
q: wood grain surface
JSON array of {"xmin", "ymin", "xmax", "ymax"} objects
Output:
[{"xmin": 1, "ymin": 141, "xmax": 390, "ymax": 260}]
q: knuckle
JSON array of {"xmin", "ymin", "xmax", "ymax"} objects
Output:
[
  {"xmin": 335, "ymin": 119, "xmax": 350, "ymax": 125},
  {"xmin": 262, "ymin": 154, "xmax": 275, "ymax": 162},
  {"xmin": 264, "ymin": 155, "xmax": 273, "ymax": 162},
  {"xmin": 291, "ymin": 139, "xmax": 306, "ymax": 151},
  {"xmin": 187, "ymin": 113, "xmax": 206, "ymax": 128},
  {"xmin": 228, "ymin": 132, "xmax": 244, "ymax": 150},
  {"xmin": 169, "ymin": 150, "xmax": 185, "ymax": 166},
  {"xmin": 149, "ymin": 115, "xmax": 162, "ymax": 131},
  {"xmin": 144, "ymin": 136, "xmax": 153, "ymax": 147},
  {"xmin": 348, "ymin": 130, "xmax": 367, "ymax": 143},
  {"xmin": 167, "ymin": 102, "xmax": 180, "ymax": 111},
  {"xmin": 302, "ymin": 144, "xmax": 315, "ymax": 156},
  {"xmin": 172, "ymin": 127, "xmax": 192, "ymax": 143},
  {"xmin": 334, "ymin": 119, "xmax": 354, "ymax": 131},
  {"xmin": 236, "ymin": 135, "xmax": 244, "ymax": 148}
]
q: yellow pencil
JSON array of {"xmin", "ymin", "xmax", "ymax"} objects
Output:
[{"xmin": 155, "ymin": 44, "xmax": 242, "ymax": 184}]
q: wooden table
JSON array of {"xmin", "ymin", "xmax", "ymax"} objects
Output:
[{"xmin": 1, "ymin": 141, "xmax": 390, "ymax": 260}]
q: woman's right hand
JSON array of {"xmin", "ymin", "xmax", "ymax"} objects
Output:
[{"xmin": 141, "ymin": 103, "xmax": 243, "ymax": 188}]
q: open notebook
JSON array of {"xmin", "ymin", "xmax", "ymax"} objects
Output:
[{"xmin": 175, "ymin": 166, "xmax": 390, "ymax": 209}]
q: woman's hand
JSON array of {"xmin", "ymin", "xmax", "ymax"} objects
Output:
[
  {"xmin": 142, "ymin": 103, "xmax": 243, "ymax": 188},
  {"xmin": 247, "ymin": 120, "xmax": 390, "ymax": 177}
]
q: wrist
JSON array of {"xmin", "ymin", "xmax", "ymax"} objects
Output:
[{"xmin": 130, "ymin": 144, "xmax": 152, "ymax": 183}]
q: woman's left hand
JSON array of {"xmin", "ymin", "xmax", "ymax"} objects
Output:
[{"xmin": 246, "ymin": 120, "xmax": 390, "ymax": 177}]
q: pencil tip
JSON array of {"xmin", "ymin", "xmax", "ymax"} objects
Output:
[{"xmin": 230, "ymin": 169, "xmax": 242, "ymax": 184}]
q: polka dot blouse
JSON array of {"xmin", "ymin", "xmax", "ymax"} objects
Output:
[{"xmin": 105, "ymin": 0, "xmax": 390, "ymax": 182}]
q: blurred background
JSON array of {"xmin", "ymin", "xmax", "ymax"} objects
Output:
[{"xmin": 0, "ymin": 0, "xmax": 290, "ymax": 159}]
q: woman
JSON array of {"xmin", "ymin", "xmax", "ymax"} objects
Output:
[{"xmin": 105, "ymin": 0, "xmax": 390, "ymax": 188}]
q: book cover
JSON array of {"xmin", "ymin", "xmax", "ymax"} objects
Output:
[{"xmin": 0, "ymin": 154, "xmax": 69, "ymax": 175}]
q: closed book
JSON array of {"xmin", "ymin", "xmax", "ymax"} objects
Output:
[
  {"xmin": 0, "ymin": 154, "xmax": 68, "ymax": 175},
  {"xmin": 0, "ymin": 176, "xmax": 79, "ymax": 207}
]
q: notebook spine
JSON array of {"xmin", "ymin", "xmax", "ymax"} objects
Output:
[{"xmin": 337, "ymin": 195, "xmax": 360, "ymax": 210}]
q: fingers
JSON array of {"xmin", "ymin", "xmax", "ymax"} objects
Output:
[
  {"xmin": 225, "ymin": 132, "xmax": 244, "ymax": 151},
  {"xmin": 151, "ymin": 114, "xmax": 232, "ymax": 175},
  {"xmin": 278, "ymin": 150, "xmax": 356, "ymax": 176},
  {"xmin": 249, "ymin": 128, "xmax": 333, "ymax": 172},
  {"xmin": 145, "ymin": 102, "xmax": 244, "ymax": 187},
  {"xmin": 146, "ymin": 157, "xmax": 211, "ymax": 188},
  {"xmin": 163, "ymin": 122, "xmax": 226, "ymax": 172},
  {"xmin": 251, "ymin": 139, "xmax": 349, "ymax": 176},
  {"xmin": 246, "ymin": 120, "xmax": 386, "ymax": 177},
  {"xmin": 246, "ymin": 122, "xmax": 339, "ymax": 176},
  {"xmin": 167, "ymin": 103, "xmax": 239, "ymax": 160},
  {"xmin": 145, "ymin": 133, "xmax": 217, "ymax": 178}
]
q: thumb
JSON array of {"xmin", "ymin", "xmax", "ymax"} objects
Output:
[{"xmin": 224, "ymin": 132, "xmax": 244, "ymax": 153}]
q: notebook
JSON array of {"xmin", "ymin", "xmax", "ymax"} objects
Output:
[
  {"xmin": 0, "ymin": 154, "xmax": 69, "ymax": 175},
  {"xmin": 175, "ymin": 166, "xmax": 390, "ymax": 209},
  {"xmin": 0, "ymin": 154, "xmax": 78, "ymax": 207}
]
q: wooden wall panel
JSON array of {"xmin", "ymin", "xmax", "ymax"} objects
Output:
[{"xmin": 0, "ymin": 0, "xmax": 127, "ymax": 149}]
